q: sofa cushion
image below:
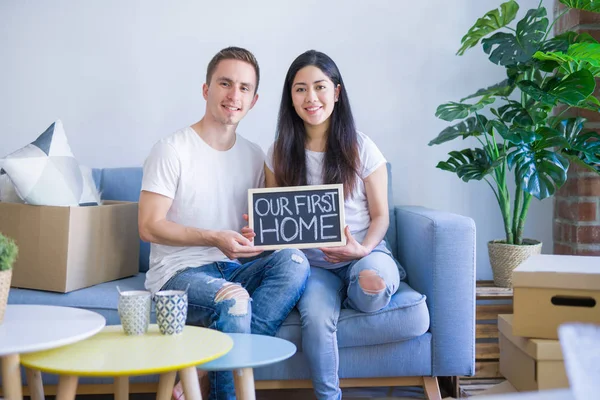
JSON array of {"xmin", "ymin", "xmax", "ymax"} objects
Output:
[
  {"xmin": 10, "ymin": 274, "xmax": 428, "ymax": 349},
  {"xmin": 8, "ymin": 274, "xmax": 154, "ymax": 326},
  {"xmin": 276, "ymin": 281, "xmax": 429, "ymax": 350}
]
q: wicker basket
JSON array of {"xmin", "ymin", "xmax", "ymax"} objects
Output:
[
  {"xmin": 488, "ymin": 239, "xmax": 542, "ymax": 288},
  {"xmin": 0, "ymin": 269, "xmax": 12, "ymax": 324}
]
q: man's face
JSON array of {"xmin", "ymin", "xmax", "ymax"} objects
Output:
[{"xmin": 203, "ymin": 59, "xmax": 259, "ymax": 126}]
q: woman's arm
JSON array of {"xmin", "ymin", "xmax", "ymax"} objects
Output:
[
  {"xmin": 360, "ymin": 163, "xmax": 390, "ymax": 252},
  {"xmin": 320, "ymin": 163, "xmax": 389, "ymax": 263}
]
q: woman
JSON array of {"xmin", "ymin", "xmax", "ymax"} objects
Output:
[{"xmin": 264, "ymin": 50, "xmax": 405, "ymax": 400}]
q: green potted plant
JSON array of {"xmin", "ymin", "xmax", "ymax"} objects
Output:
[
  {"xmin": 0, "ymin": 232, "xmax": 18, "ymax": 323},
  {"xmin": 430, "ymin": 0, "xmax": 600, "ymax": 287}
]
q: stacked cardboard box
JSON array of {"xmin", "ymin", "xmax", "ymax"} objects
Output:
[{"xmin": 498, "ymin": 254, "xmax": 600, "ymax": 392}]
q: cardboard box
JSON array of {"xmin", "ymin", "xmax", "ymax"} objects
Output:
[
  {"xmin": 470, "ymin": 388, "xmax": 573, "ymax": 400},
  {"xmin": 498, "ymin": 314, "xmax": 568, "ymax": 392},
  {"xmin": 0, "ymin": 201, "xmax": 139, "ymax": 292},
  {"xmin": 470, "ymin": 381, "xmax": 518, "ymax": 397},
  {"xmin": 512, "ymin": 254, "xmax": 600, "ymax": 339}
]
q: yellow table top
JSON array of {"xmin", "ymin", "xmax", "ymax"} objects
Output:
[{"xmin": 20, "ymin": 325, "xmax": 233, "ymax": 377}]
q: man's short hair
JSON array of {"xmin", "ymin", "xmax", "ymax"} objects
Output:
[{"xmin": 206, "ymin": 47, "xmax": 260, "ymax": 92}]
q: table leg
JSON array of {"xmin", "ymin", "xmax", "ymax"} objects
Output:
[
  {"xmin": 25, "ymin": 368, "xmax": 44, "ymax": 400},
  {"xmin": 156, "ymin": 371, "xmax": 177, "ymax": 400},
  {"xmin": 1, "ymin": 354, "xmax": 23, "ymax": 400},
  {"xmin": 114, "ymin": 376, "xmax": 129, "ymax": 400},
  {"xmin": 179, "ymin": 366, "xmax": 202, "ymax": 400},
  {"xmin": 56, "ymin": 375, "xmax": 78, "ymax": 400},
  {"xmin": 233, "ymin": 368, "xmax": 256, "ymax": 400}
]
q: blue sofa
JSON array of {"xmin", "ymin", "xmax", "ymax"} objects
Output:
[{"xmin": 6, "ymin": 166, "xmax": 476, "ymax": 399}]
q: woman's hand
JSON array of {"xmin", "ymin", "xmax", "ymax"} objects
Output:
[
  {"xmin": 320, "ymin": 226, "xmax": 369, "ymax": 264},
  {"xmin": 241, "ymin": 214, "xmax": 256, "ymax": 241}
]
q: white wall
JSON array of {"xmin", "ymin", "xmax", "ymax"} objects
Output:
[{"xmin": 0, "ymin": 0, "xmax": 555, "ymax": 279}]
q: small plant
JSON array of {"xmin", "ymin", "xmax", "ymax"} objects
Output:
[{"xmin": 0, "ymin": 233, "xmax": 18, "ymax": 271}]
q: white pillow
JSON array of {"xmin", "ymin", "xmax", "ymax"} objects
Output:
[
  {"xmin": 0, "ymin": 174, "xmax": 24, "ymax": 203},
  {"xmin": 0, "ymin": 120, "xmax": 99, "ymax": 206},
  {"xmin": 0, "ymin": 166, "xmax": 101, "ymax": 206}
]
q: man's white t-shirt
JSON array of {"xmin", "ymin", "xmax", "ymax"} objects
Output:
[
  {"xmin": 142, "ymin": 127, "xmax": 265, "ymax": 293},
  {"xmin": 265, "ymin": 131, "xmax": 387, "ymax": 269}
]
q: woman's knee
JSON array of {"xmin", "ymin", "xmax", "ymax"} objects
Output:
[
  {"xmin": 358, "ymin": 270, "xmax": 386, "ymax": 293},
  {"xmin": 348, "ymin": 269, "xmax": 394, "ymax": 313}
]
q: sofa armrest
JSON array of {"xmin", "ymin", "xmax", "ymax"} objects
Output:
[{"xmin": 395, "ymin": 206, "xmax": 476, "ymax": 377}]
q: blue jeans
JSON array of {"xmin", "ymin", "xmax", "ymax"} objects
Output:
[
  {"xmin": 161, "ymin": 248, "xmax": 310, "ymax": 400},
  {"xmin": 297, "ymin": 250, "xmax": 403, "ymax": 400}
]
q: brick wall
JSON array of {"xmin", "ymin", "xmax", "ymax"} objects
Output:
[{"xmin": 553, "ymin": 0, "xmax": 600, "ymax": 256}]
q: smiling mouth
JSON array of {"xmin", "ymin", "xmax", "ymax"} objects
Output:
[
  {"xmin": 222, "ymin": 105, "xmax": 241, "ymax": 112},
  {"xmin": 305, "ymin": 106, "xmax": 322, "ymax": 113}
]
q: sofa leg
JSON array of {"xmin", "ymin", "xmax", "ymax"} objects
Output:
[{"xmin": 423, "ymin": 377, "xmax": 442, "ymax": 400}]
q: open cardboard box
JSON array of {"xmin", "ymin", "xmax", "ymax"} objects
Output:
[{"xmin": 0, "ymin": 200, "xmax": 139, "ymax": 292}]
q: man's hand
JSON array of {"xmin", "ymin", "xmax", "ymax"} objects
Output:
[
  {"xmin": 213, "ymin": 230, "xmax": 263, "ymax": 260},
  {"xmin": 320, "ymin": 226, "xmax": 369, "ymax": 264},
  {"xmin": 241, "ymin": 214, "xmax": 256, "ymax": 241}
]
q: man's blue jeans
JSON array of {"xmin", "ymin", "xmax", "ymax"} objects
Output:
[
  {"xmin": 161, "ymin": 248, "xmax": 310, "ymax": 400},
  {"xmin": 298, "ymin": 248, "xmax": 404, "ymax": 400}
]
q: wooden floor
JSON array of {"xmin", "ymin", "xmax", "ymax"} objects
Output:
[{"xmin": 43, "ymin": 379, "xmax": 501, "ymax": 399}]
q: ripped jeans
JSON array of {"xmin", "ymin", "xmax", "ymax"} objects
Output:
[
  {"xmin": 161, "ymin": 248, "xmax": 310, "ymax": 400},
  {"xmin": 298, "ymin": 246, "xmax": 404, "ymax": 400}
]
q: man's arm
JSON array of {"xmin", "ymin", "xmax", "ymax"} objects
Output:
[{"xmin": 138, "ymin": 190, "xmax": 263, "ymax": 259}]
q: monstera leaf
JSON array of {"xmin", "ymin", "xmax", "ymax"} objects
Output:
[
  {"xmin": 429, "ymin": 116, "xmax": 489, "ymax": 146},
  {"xmin": 507, "ymin": 128, "xmax": 570, "ymax": 199},
  {"xmin": 559, "ymin": 117, "xmax": 600, "ymax": 170},
  {"xmin": 489, "ymin": 120, "xmax": 542, "ymax": 145},
  {"xmin": 540, "ymin": 32, "xmax": 598, "ymax": 54},
  {"xmin": 457, "ymin": 0, "xmax": 520, "ymax": 56},
  {"xmin": 482, "ymin": 8, "xmax": 549, "ymax": 66},
  {"xmin": 460, "ymin": 79, "xmax": 516, "ymax": 102},
  {"xmin": 493, "ymin": 100, "xmax": 534, "ymax": 126},
  {"xmin": 435, "ymin": 97, "xmax": 495, "ymax": 121},
  {"xmin": 534, "ymin": 43, "xmax": 600, "ymax": 76},
  {"xmin": 518, "ymin": 69, "xmax": 596, "ymax": 106},
  {"xmin": 437, "ymin": 148, "xmax": 503, "ymax": 182},
  {"xmin": 558, "ymin": 0, "xmax": 600, "ymax": 12}
]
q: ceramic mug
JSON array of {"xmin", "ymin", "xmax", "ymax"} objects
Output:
[
  {"xmin": 154, "ymin": 289, "xmax": 188, "ymax": 335},
  {"xmin": 117, "ymin": 288, "xmax": 151, "ymax": 335}
]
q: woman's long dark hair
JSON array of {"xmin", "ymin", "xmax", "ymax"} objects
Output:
[{"xmin": 273, "ymin": 50, "xmax": 359, "ymax": 199}]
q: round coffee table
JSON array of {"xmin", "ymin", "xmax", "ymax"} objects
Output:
[
  {"xmin": 0, "ymin": 305, "xmax": 106, "ymax": 400},
  {"xmin": 20, "ymin": 324, "xmax": 233, "ymax": 400},
  {"xmin": 198, "ymin": 333, "xmax": 296, "ymax": 400}
]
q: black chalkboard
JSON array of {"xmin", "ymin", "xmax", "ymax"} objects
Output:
[{"xmin": 247, "ymin": 184, "xmax": 346, "ymax": 250}]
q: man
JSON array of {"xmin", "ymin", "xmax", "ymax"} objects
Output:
[{"xmin": 138, "ymin": 47, "xmax": 310, "ymax": 400}]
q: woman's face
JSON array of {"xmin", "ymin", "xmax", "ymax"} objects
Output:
[{"xmin": 291, "ymin": 65, "xmax": 340, "ymax": 131}]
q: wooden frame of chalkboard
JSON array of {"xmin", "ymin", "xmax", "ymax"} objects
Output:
[{"xmin": 247, "ymin": 184, "xmax": 346, "ymax": 251}]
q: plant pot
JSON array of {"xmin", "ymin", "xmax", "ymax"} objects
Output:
[
  {"xmin": 488, "ymin": 239, "xmax": 542, "ymax": 288},
  {"xmin": 0, "ymin": 269, "xmax": 12, "ymax": 324}
]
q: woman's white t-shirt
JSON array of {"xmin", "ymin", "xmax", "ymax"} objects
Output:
[{"xmin": 265, "ymin": 131, "xmax": 387, "ymax": 269}]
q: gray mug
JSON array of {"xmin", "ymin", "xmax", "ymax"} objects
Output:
[{"xmin": 117, "ymin": 289, "xmax": 151, "ymax": 335}]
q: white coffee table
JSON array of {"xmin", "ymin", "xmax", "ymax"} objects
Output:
[{"xmin": 0, "ymin": 304, "xmax": 106, "ymax": 400}]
